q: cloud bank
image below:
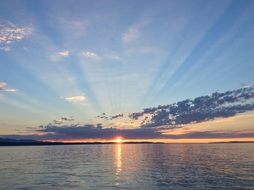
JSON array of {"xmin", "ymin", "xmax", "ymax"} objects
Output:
[
  {"xmin": 2, "ymin": 85, "xmax": 254, "ymax": 141},
  {"xmin": 130, "ymin": 85, "xmax": 254, "ymax": 128}
]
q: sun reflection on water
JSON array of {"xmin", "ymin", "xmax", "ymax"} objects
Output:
[{"xmin": 115, "ymin": 143, "xmax": 122, "ymax": 186}]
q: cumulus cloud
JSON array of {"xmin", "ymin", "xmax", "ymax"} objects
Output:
[
  {"xmin": 0, "ymin": 81, "xmax": 17, "ymax": 92},
  {"xmin": 130, "ymin": 85, "xmax": 254, "ymax": 128},
  {"xmin": 82, "ymin": 51, "xmax": 98, "ymax": 58},
  {"xmin": 0, "ymin": 20, "xmax": 32, "ymax": 51},
  {"xmin": 64, "ymin": 95, "xmax": 86, "ymax": 103}
]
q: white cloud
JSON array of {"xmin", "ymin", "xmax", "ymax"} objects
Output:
[
  {"xmin": 64, "ymin": 95, "xmax": 86, "ymax": 103},
  {"xmin": 0, "ymin": 81, "xmax": 17, "ymax": 92},
  {"xmin": 49, "ymin": 50, "xmax": 70, "ymax": 61},
  {"xmin": 0, "ymin": 46, "xmax": 11, "ymax": 52},
  {"xmin": 0, "ymin": 82, "xmax": 7, "ymax": 90},
  {"xmin": 0, "ymin": 20, "xmax": 32, "ymax": 51},
  {"xmin": 82, "ymin": 51, "xmax": 98, "ymax": 58},
  {"xmin": 122, "ymin": 27, "xmax": 139, "ymax": 44},
  {"xmin": 122, "ymin": 20, "xmax": 150, "ymax": 45},
  {"xmin": 58, "ymin": 50, "xmax": 69, "ymax": 57},
  {"xmin": 4, "ymin": 88, "xmax": 17, "ymax": 92}
]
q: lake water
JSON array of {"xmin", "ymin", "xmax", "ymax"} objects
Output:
[{"xmin": 0, "ymin": 144, "xmax": 254, "ymax": 190}]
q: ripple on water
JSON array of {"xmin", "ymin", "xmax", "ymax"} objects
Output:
[{"xmin": 0, "ymin": 144, "xmax": 254, "ymax": 190}]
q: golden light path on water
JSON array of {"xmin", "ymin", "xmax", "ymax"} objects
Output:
[{"xmin": 115, "ymin": 140, "xmax": 122, "ymax": 186}]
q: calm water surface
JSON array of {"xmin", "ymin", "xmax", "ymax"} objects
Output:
[{"xmin": 0, "ymin": 144, "xmax": 254, "ymax": 190}]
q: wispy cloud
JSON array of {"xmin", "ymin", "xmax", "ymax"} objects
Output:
[
  {"xmin": 0, "ymin": 20, "xmax": 32, "ymax": 51},
  {"xmin": 122, "ymin": 27, "xmax": 140, "ymax": 44},
  {"xmin": 3, "ymin": 88, "xmax": 17, "ymax": 92},
  {"xmin": 122, "ymin": 21, "xmax": 149, "ymax": 44},
  {"xmin": 58, "ymin": 50, "xmax": 69, "ymax": 57},
  {"xmin": 49, "ymin": 50, "xmax": 70, "ymax": 61},
  {"xmin": 0, "ymin": 82, "xmax": 17, "ymax": 92},
  {"xmin": 64, "ymin": 95, "xmax": 86, "ymax": 103},
  {"xmin": 82, "ymin": 51, "xmax": 98, "ymax": 58}
]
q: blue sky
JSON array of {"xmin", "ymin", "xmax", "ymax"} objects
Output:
[{"xmin": 0, "ymin": 0, "xmax": 254, "ymax": 140}]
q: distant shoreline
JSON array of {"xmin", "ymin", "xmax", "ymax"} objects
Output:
[
  {"xmin": 0, "ymin": 141, "xmax": 162, "ymax": 146},
  {"xmin": 209, "ymin": 141, "xmax": 254, "ymax": 144},
  {"xmin": 0, "ymin": 140, "xmax": 254, "ymax": 146}
]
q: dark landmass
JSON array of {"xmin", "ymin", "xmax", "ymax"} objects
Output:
[
  {"xmin": 1, "ymin": 138, "xmax": 253, "ymax": 146},
  {"xmin": 210, "ymin": 141, "xmax": 254, "ymax": 144},
  {"xmin": 0, "ymin": 138, "xmax": 163, "ymax": 146}
]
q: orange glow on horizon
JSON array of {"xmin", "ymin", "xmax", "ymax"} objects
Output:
[
  {"xmin": 114, "ymin": 136, "xmax": 124, "ymax": 143},
  {"xmin": 44, "ymin": 137, "xmax": 254, "ymax": 144}
]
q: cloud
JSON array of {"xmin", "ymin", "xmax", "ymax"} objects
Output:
[
  {"xmin": 2, "ymin": 85, "xmax": 254, "ymax": 142},
  {"xmin": 34, "ymin": 123, "xmax": 162, "ymax": 140},
  {"xmin": 53, "ymin": 120, "xmax": 63, "ymax": 125},
  {"xmin": 3, "ymin": 88, "xmax": 17, "ymax": 92},
  {"xmin": 97, "ymin": 113, "xmax": 109, "ymax": 120},
  {"xmin": 82, "ymin": 51, "xmax": 98, "ymax": 58},
  {"xmin": 0, "ymin": 46, "xmax": 11, "ymax": 52},
  {"xmin": 49, "ymin": 50, "xmax": 70, "ymax": 61},
  {"xmin": 97, "ymin": 113, "xmax": 124, "ymax": 120},
  {"xmin": 64, "ymin": 95, "xmax": 86, "ymax": 103},
  {"xmin": 61, "ymin": 116, "xmax": 74, "ymax": 121},
  {"xmin": 0, "ymin": 82, "xmax": 7, "ymax": 90},
  {"xmin": 2, "ymin": 125, "xmax": 254, "ymax": 141},
  {"xmin": 0, "ymin": 20, "xmax": 32, "ymax": 51},
  {"xmin": 163, "ymin": 130, "xmax": 254, "ymax": 139},
  {"xmin": 122, "ymin": 21, "xmax": 149, "ymax": 44},
  {"xmin": 130, "ymin": 85, "xmax": 254, "ymax": 128},
  {"xmin": 122, "ymin": 27, "xmax": 139, "ymax": 44},
  {"xmin": 110, "ymin": 114, "xmax": 124, "ymax": 120},
  {"xmin": 52, "ymin": 116, "xmax": 74, "ymax": 125},
  {"xmin": 58, "ymin": 51, "xmax": 69, "ymax": 57},
  {"xmin": 0, "ymin": 81, "xmax": 17, "ymax": 92}
]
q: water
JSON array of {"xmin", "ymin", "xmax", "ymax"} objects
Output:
[{"xmin": 0, "ymin": 144, "xmax": 254, "ymax": 190}]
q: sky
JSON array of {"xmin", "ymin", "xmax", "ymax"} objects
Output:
[{"xmin": 0, "ymin": 0, "xmax": 254, "ymax": 142}]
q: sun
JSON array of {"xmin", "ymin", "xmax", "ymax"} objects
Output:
[{"xmin": 114, "ymin": 136, "xmax": 123, "ymax": 143}]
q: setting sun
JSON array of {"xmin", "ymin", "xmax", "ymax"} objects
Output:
[{"xmin": 114, "ymin": 137, "xmax": 123, "ymax": 143}]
